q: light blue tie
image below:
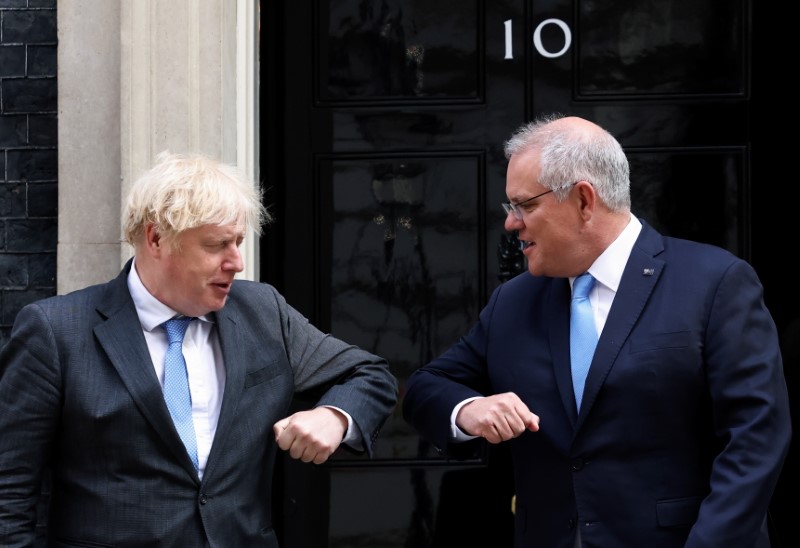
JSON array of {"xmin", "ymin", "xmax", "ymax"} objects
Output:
[
  {"xmin": 163, "ymin": 317, "xmax": 199, "ymax": 469},
  {"xmin": 570, "ymin": 273, "xmax": 598, "ymax": 411}
]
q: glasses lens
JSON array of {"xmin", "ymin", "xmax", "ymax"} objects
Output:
[{"xmin": 502, "ymin": 203, "xmax": 521, "ymax": 219}]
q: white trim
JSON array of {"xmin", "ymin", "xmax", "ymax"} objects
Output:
[
  {"xmin": 236, "ymin": 0, "xmax": 260, "ymax": 281},
  {"xmin": 58, "ymin": 1, "xmax": 260, "ymax": 291}
]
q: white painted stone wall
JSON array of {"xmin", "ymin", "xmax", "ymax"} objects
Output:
[{"xmin": 57, "ymin": 0, "xmax": 258, "ymax": 294}]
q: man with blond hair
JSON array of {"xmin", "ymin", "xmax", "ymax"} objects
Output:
[{"xmin": 0, "ymin": 151, "xmax": 397, "ymax": 546}]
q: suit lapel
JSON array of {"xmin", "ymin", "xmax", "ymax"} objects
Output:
[
  {"xmin": 576, "ymin": 222, "xmax": 665, "ymax": 426},
  {"xmin": 94, "ymin": 262, "xmax": 199, "ymax": 480},
  {"xmin": 201, "ymin": 302, "xmax": 246, "ymax": 480},
  {"xmin": 547, "ymin": 278, "xmax": 579, "ymax": 424}
]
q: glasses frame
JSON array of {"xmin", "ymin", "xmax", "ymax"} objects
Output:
[{"xmin": 501, "ymin": 182, "xmax": 580, "ymax": 220}]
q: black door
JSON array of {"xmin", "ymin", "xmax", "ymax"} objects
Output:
[{"xmin": 260, "ymin": 1, "xmax": 795, "ymax": 546}]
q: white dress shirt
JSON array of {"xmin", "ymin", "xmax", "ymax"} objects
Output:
[
  {"xmin": 581, "ymin": 214, "xmax": 642, "ymax": 336},
  {"xmin": 128, "ymin": 260, "xmax": 225, "ymax": 480}
]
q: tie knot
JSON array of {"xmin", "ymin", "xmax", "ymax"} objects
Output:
[
  {"xmin": 572, "ymin": 273, "xmax": 595, "ymax": 300},
  {"xmin": 163, "ymin": 317, "xmax": 195, "ymax": 344}
]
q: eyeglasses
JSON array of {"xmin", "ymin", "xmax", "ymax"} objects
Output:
[{"xmin": 501, "ymin": 182, "xmax": 579, "ymax": 220}]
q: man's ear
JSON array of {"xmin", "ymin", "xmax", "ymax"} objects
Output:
[
  {"xmin": 144, "ymin": 223, "xmax": 164, "ymax": 256},
  {"xmin": 576, "ymin": 180, "xmax": 595, "ymax": 220}
]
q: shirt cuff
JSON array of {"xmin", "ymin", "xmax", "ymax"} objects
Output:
[
  {"xmin": 450, "ymin": 396, "xmax": 482, "ymax": 441},
  {"xmin": 324, "ymin": 405, "xmax": 360, "ymax": 447}
]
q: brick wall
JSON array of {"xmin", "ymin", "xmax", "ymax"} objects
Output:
[{"xmin": 0, "ymin": 0, "xmax": 57, "ymax": 347}]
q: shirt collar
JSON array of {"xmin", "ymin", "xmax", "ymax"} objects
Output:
[
  {"xmin": 127, "ymin": 257, "xmax": 212, "ymax": 332},
  {"xmin": 585, "ymin": 214, "xmax": 642, "ymax": 292}
]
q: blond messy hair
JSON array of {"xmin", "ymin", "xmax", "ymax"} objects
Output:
[{"xmin": 122, "ymin": 151, "xmax": 270, "ymax": 249}]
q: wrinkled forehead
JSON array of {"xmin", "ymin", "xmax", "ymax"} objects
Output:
[{"xmin": 507, "ymin": 149, "xmax": 544, "ymax": 191}]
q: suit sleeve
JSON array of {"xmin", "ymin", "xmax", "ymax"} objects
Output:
[
  {"xmin": 686, "ymin": 259, "xmax": 792, "ymax": 547},
  {"xmin": 0, "ymin": 303, "xmax": 61, "ymax": 545},
  {"xmin": 271, "ymin": 287, "xmax": 398, "ymax": 457},
  {"xmin": 401, "ymin": 283, "xmax": 504, "ymax": 457}
]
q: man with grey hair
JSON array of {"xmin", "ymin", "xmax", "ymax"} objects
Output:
[
  {"xmin": 0, "ymin": 151, "xmax": 398, "ymax": 546},
  {"xmin": 403, "ymin": 114, "xmax": 790, "ymax": 547}
]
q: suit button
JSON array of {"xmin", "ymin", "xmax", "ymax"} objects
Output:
[
  {"xmin": 568, "ymin": 518, "xmax": 576, "ymax": 529},
  {"xmin": 199, "ymin": 493, "xmax": 208, "ymax": 505},
  {"xmin": 571, "ymin": 458, "xmax": 585, "ymax": 471}
]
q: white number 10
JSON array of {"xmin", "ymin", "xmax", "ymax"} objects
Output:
[{"xmin": 504, "ymin": 18, "xmax": 572, "ymax": 60}]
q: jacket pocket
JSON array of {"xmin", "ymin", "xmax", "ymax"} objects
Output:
[
  {"xmin": 245, "ymin": 362, "xmax": 285, "ymax": 388},
  {"xmin": 656, "ymin": 495, "xmax": 702, "ymax": 528},
  {"xmin": 629, "ymin": 331, "xmax": 690, "ymax": 353}
]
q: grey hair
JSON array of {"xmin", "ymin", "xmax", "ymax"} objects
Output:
[
  {"xmin": 503, "ymin": 114, "xmax": 631, "ymax": 212},
  {"xmin": 122, "ymin": 151, "xmax": 271, "ymax": 248}
]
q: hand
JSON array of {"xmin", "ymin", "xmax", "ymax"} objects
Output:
[
  {"xmin": 456, "ymin": 392, "xmax": 539, "ymax": 444},
  {"xmin": 273, "ymin": 407, "xmax": 348, "ymax": 464}
]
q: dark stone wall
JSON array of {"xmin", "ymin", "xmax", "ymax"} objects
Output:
[{"xmin": 0, "ymin": 0, "xmax": 57, "ymax": 347}]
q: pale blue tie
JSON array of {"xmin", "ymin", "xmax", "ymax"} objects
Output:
[
  {"xmin": 570, "ymin": 273, "xmax": 598, "ymax": 411},
  {"xmin": 163, "ymin": 317, "xmax": 199, "ymax": 469}
]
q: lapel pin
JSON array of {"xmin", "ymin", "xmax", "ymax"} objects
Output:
[{"xmin": 643, "ymin": 268, "xmax": 654, "ymax": 276}]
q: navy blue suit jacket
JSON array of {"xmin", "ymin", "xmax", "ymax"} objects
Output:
[{"xmin": 403, "ymin": 220, "xmax": 791, "ymax": 547}]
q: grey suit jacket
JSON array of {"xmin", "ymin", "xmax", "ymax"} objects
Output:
[{"xmin": 0, "ymin": 260, "xmax": 398, "ymax": 547}]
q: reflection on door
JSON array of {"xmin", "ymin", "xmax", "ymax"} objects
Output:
[{"xmin": 259, "ymin": 0, "xmax": 788, "ymax": 546}]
